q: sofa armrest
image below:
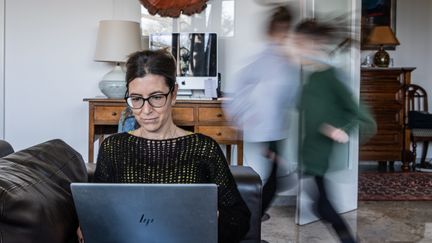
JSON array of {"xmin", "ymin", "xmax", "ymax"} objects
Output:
[
  {"xmin": 0, "ymin": 139, "xmax": 14, "ymax": 158},
  {"xmin": 229, "ymin": 166, "xmax": 262, "ymax": 243},
  {"xmin": 0, "ymin": 139, "xmax": 87, "ymax": 243}
]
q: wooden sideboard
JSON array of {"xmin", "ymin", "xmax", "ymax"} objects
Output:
[
  {"xmin": 84, "ymin": 98, "xmax": 243, "ymax": 165},
  {"xmin": 359, "ymin": 67, "xmax": 416, "ymax": 170}
]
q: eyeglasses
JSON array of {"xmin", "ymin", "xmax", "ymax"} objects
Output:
[{"xmin": 125, "ymin": 89, "xmax": 172, "ymax": 109}]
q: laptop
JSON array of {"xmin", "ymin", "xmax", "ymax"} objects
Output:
[{"xmin": 71, "ymin": 183, "xmax": 218, "ymax": 243}]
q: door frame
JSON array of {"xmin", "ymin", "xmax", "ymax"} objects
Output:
[{"xmin": 0, "ymin": 0, "xmax": 5, "ymax": 139}]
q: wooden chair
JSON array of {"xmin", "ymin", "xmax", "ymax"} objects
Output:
[{"xmin": 402, "ymin": 84, "xmax": 432, "ymax": 170}]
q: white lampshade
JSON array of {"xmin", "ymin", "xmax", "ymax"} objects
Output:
[
  {"xmin": 94, "ymin": 20, "xmax": 141, "ymax": 98},
  {"xmin": 94, "ymin": 20, "xmax": 142, "ymax": 63}
]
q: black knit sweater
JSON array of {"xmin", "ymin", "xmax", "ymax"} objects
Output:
[{"xmin": 94, "ymin": 132, "xmax": 251, "ymax": 243}]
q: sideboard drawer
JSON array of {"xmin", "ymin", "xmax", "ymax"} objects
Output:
[
  {"xmin": 198, "ymin": 107, "xmax": 228, "ymax": 122},
  {"xmin": 197, "ymin": 125, "xmax": 239, "ymax": 141},
  {"xmin": 94, "ymin": 106, "xmax": 125, "ymax": 124},
  {"xmin": 172, "ymin": 107, "xmax": 194, "ymax": 122}
]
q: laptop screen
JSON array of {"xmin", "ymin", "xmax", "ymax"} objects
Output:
[{"xmin": 71, "ymin": 183, "xmax": 218, "ymax": 243}]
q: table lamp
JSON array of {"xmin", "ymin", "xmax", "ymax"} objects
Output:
[
  {"xmin": 366, "ymin": 26, "xmax": 400, "ymax": 68},
  {"xmin": 94, "ymin": 20, "xmax": 142, "ymax": 98}
]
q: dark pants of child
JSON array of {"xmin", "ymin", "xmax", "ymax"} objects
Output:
[
  {"xmin": 313, "ymin": 175, "xmax": 357, "ymax": 243},
  {"xmin": 261, "ymin": 140, "xmax": 281, "ymax": 216}
]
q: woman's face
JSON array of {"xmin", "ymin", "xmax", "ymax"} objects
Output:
[{"xmin": 128, "ymin": 74, "xmax": 177, "ymax": 134}]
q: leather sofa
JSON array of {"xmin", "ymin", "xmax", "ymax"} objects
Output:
[
  {"xmin": 0, "ymin": 139, "xmax": 262, "ymax": 243},
  {"xmin": 230, "ymin": 166, "xmax": 262, "ymax": 243},
  {"xmin": 0, "ymin": 139, "xmax": 13, "ymax": 157},
  {"xmin": 0, "ymin": 139, "xmax": 88, "ymax": 243}
]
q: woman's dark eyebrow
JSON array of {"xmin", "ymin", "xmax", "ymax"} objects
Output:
[
  {"xmin": 128, "ymin": 93, "xmax": 143, "ymax": 97},
  {"xmin": 129, "ymin": 90, "xmax": 167, "ymax": 97},
  {"xmin": 148, "ymin": 91, "xmax": 167, "ymax": 96}
]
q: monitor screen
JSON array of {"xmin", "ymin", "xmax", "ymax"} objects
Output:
[{"xmin": 149, "ymin": 33, "xmax": 217, "ymax": 78}]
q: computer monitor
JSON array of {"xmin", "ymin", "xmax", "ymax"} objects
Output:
[{"xmin": 149, "ymin": 33, "xmax": 218, "ymax": 99}]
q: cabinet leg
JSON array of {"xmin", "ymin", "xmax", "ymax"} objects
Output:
[
  {"xmin": 389, "ymin": 161, "xmax": 395, "ymax": 171},
  {"xmin": 421, "ymin": 141, "xmax": 429, "ymax": 168},
  {"xmin": 399, "ymin": 144, "xmax": 412, "ymax": 172},
  {"xmin": 226, "ymin": 145, "xmax": 232, "ymax": 165},
  {"xmin": 401, "ymin": 162, "xmax": 411, "ymax": 172},
  {"xmin": 401, "ymin": 153, "xmax": 411, "ymax": 171},
  {"xmin": 378, "ymin": 161, "xmax": 387, "ymax": 172},
  {"xmin": 237, "ymin": 142, "xmax": 243, "ymax": 166}
]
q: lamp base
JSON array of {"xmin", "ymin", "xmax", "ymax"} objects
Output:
[
  {"xmin": 373, "ymin": 46, "xmax": 390, "ymax": 68},
  {"xmin": 99, "ymin": 64, "xmax": 127, "ymax": 99},
  {"xmin": 99, "ymin": 80, "xmax": 127, "ymax": 99}
]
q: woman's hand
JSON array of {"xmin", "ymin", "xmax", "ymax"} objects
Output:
[
  {"xmin": 319, "ymin": 123, "xmax": 349, "ymax": 143},
  {"xmin": 77, "ymin": 226, "xmax": 84, "ymax": 243}
]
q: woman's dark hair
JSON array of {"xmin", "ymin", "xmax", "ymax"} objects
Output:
[
  {"xmin": 295, "ymin": 18, "xmax": 356, "ymax": 54},
  {"xmin": 125, "ymin": 49, "xmax": 176, "ymax": 91},
  {"xmin": 267, "ymin": 6, "xmax": 293, "ymax": 35}
]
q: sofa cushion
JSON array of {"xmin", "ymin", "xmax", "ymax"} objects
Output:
[{"xmin": 0, "ymin": 139, "xmax": 88, "ymax": 243}]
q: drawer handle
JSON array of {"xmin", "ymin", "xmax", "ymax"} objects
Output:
[
  {"xmin": 112, "ymin": 112, "xmax": 118, "ymax": 116},
  {"xmin": 216, "ymin": 132, "xmax": 222, "ymax": 136},
  {"xmin": 216, "ymin": 113, "xmax": 223, "ymax": 118}
]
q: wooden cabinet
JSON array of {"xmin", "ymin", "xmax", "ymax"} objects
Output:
[
  {"xmin": 84, "ymin": 98, "xmax": 243, "ymax": 165},
  {"xmin": 359, "ymin": 67, "xmax": 415, "ymax": 170}
]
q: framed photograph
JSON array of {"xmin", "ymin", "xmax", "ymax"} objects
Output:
[{"xmin": 361, "ymin": 0, "xmax": 397, "ymax": 50}]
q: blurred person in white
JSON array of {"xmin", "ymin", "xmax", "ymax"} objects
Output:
[{"xmin": 224, "ymin": 5, "xmax": 300, "ymax": 217}]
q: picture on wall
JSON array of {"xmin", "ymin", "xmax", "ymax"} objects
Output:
[{"xmin": 361, "ymin": 0, "xmax": 396, "ymax": 50}]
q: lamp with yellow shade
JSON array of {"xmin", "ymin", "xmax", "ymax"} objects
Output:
[{"xmin": 366, "ymin": 26, "xmax": 400, "ymax": 68}]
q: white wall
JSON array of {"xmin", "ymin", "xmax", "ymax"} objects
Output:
[
  {"xmin": 220, "ymin": 1, "xmax": 268, "ymax": 92},
  {"xmin": 4, "ymin": 0, "xmax": 140, "ymax": 157},
  {"xmin": 392, "ymin": 0, "xmax": 432, "ymax": 96}
]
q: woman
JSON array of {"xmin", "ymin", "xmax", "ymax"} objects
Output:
[
  {"xmin": 93, "ymin": 49, "xmax": 251, "ymax": 243},
  {"xmin": 294, "ymin": 19, "xmax": 377, "ymax": 243}
]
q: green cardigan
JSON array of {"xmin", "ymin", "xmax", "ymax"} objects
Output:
[{"xmin": 300, "ymin": 67, "xmax": 376, "ymax": 176}]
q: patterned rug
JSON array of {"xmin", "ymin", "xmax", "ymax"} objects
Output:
[{"xmin": 358, "ymin": 172, "xmax": 432, "ymax": 201}]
